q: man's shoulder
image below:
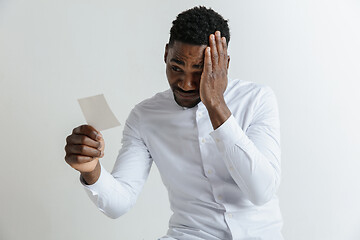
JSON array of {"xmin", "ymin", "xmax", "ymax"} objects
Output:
[
  {"xmin": 133, "ymin": 88, "xmax": 174, "ymax": 111},
  {"xmin": 227, "ymin": 79, "xmax": 274, "ymax": 99}
]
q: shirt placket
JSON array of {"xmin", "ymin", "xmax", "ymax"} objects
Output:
[
  {"xmin": 196, "ymin": 105, "xmax": 217, "ymax": 196},
  {"xmin": 195, "ymin": 107, "xmax": 227, "ymax": 201},
  {"xmin": 195, "ymin": 103, "xmax": 236, "ymax": 239}
]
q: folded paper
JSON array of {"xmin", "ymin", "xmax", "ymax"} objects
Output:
[{"xmin": 78, "ymin": 94, "xmax": 120, "ymax": 131}]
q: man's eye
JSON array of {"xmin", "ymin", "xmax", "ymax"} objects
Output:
[{"xmin": 171, "ymin": 66, "xmax": 183, "ymax": 72}]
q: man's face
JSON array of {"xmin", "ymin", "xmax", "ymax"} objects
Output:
[{"xmin": 164, "ymin": 41, "xmax": 207, "ymax": 108}]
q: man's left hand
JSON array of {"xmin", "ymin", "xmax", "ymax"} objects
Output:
[{"xmin": 199, "ymin": 31, "xmax": 229, "ymax": 109}]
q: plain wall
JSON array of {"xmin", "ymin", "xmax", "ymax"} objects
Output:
[{"xmin": 1, "ymin": 0, "xmax": 359, "ymax": 239}]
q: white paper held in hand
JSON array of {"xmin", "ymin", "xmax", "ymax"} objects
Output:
[{"xmin": 78, "ymin": 94, "xmax": 121, "ymax": 131}]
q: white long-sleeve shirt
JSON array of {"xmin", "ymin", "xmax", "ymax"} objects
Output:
[{"xmin": 80, "ymin": 78, "xmax": 284, "ymax": 240}]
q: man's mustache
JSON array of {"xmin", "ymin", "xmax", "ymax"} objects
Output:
[{"xmin": 174, "ymin": 87, "xmax": 198, "ymax": 94}]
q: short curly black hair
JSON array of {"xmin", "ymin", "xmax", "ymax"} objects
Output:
[{"xmin": 169, "ymin": 6, "xmax": 230, "ymax": 47}]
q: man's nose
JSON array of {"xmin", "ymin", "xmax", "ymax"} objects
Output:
[{"xmin": 179, "ymin": 74, "xmax": 198, "ymax": 91}]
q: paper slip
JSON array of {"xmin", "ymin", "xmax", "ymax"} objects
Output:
[{"xmin": 78, "ymin": 94, "xmax": 121, "ymax": 131}]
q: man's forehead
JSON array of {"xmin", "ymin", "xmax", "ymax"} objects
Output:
[{"xmin": 169, "ymin": 41, "xmax": 207, "ymax": 61}]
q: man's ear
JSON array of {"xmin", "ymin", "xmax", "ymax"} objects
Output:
[
  {"xmin": 227, "ymin": 55, "xmax": 230, "ymax": 69},
  {"xmin": 164, "ymin": 44, "xmax": 169, "ymax": 63}
]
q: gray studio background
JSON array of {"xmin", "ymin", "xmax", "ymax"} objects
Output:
[{"xmin": 1, "ymin": 0, "xmax": 359, "ymax": 239}]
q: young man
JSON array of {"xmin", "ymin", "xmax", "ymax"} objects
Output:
[{"xmin": 65, "ymin": 6, "xmax": 283, "ymax": 240}]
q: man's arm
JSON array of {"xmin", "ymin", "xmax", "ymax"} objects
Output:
[
  {"xmin": 210, "ymin": 87, "xmax": 281, "ymax": 206},
  {"xmin": 200, "ymin": 31, "xmax": 281, "ymax": 206},
  {"xmin": 65, "ymin": 107, "xmax": 153, "ymax": 219}
]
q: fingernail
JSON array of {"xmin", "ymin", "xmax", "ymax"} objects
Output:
[{"xmin": 96, "ymin": 134, "xmax": 101, "ymax": 140}]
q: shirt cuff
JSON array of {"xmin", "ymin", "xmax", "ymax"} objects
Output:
[
  {"xmin": 209, "ymin": 115, "xmax": 251, "ymax": 152},
  {"xmin": 79, "ymin": 162, "xmax": 115, "ymax": 197}
]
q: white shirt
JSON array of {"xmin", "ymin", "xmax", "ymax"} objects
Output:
[{"xmin": 80, "ymin": 78, "xmax": 284, "ymax": 240}]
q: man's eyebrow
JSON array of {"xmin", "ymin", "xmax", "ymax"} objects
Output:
[
  {"xmin": 192, "ymin": 63, "xmax": 204, "ymax": 69},
  {"xmin": 170, "ymin": 58, "xmax": 185, "ymax": 65},
  {"xmin": 170, "ymin": 58, "xmax": 204, "ymax": 69}
]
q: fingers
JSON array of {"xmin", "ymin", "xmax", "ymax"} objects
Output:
[
  {"xmin": 215, "ymin": 31, "xmax": 224, "ymax": 63},
  {"xmin": 221, "ymin": 36, "xmax": 228, "ymax": 63},
  {"xmin": 66, "ymin": 134, "xmax": 101, "ymax": 149},
  {"xmin": 65, "ymin": 154, "xmax": 94, "ymax": 164},
  {"xmin": 204, "ymin": 31, "xmax": 228, "ymax": 74},
  {"xmin": 209, "ymin": 31, "xmax": 228, "ymax": 67},
  {"xmin": 65, "ymin": 125, "xmax": 105, "ymax": 173},
  {"xmin": 209, "ymin": 34, "xmax": 218, "ymax": 65},
  {"xmin": 65, "ymin": 125, "xmax": 104, "ymax": 163},
  {"xmin": 203, "ymin": 47, "xmax": 212, "ymax": 74},
  {"xmin": 72, "ymin": 125, "xmax": 101, "ymax": 141},
  {"xmin": 65, "ymin": 144, "xmax": 101, "ymax": 158}
]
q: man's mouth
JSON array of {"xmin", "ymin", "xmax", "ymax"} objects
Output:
[{"xmin": 174, "ymin": 89, "xmax": 199, "ymax": 99}]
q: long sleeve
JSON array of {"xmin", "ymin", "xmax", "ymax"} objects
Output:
[
  {"xmin": 80, "ymin": 107, "xmax": 153, "ymax": 219},
  {"xmin": 210, "ymin": 86, "xmax": 281, "ymax": 206}
]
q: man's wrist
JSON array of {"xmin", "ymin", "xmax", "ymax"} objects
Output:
[
  {"xmin": 204, "ymin": 96, "xmax": 226, "ymax": 111},
  {"xmin": 81, "ymin": 161, "xmax": 101, "ymax": 185},
  {"xmin": 205, "ymin": 98, "xmax": 231, "ymax": 130}
]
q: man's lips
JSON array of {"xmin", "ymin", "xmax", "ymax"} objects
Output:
[{"xmin": 174, "ymin": 89, "xmax": 199, "ymax": 99}]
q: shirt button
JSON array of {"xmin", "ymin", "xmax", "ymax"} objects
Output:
[
  {"xmin": 227, "ymin": 213, "xmax": 233, "ymax": 218},
  {"xmin": 207, "ymin": 169, "xmax": 213, "ymax": 174},
  {"xmin": 229, "ymin": 166, "xmax": 234, "ymax": 171},
  {"xmin": 201, "ymin": 138, "xmax": 206, "ymax": 143},
  {"xmin": 215, "ymin": 138, "xmax": 220, "ymax": 143},
  {"xmin": 197, "ymin": 112, "xmax": 203, "ymax": 118},
  {"xmin": 217, "ymin": 195, "xmax": 223, "ymax": 200}
]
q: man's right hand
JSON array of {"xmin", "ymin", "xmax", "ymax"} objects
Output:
[{"xmin": 64, "ymin": 125, "xmax": 105, "ymax": 178}]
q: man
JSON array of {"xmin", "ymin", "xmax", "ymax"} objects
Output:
[{"xmin": 65, "ymin": 6, "xmax": 283, "ymax": 240}]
